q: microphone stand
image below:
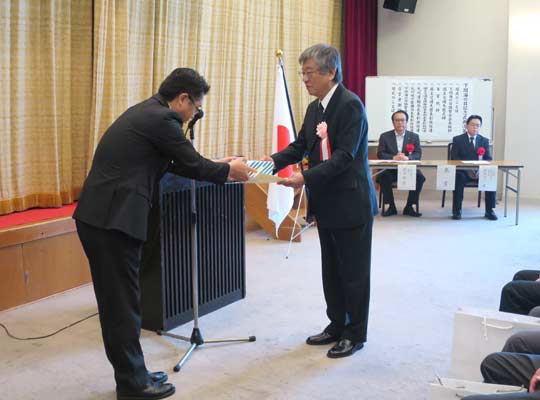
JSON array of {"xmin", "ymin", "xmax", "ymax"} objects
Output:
[{"xmin": 158, "ymin": 111, "xmax": 255, "ymax": 372}]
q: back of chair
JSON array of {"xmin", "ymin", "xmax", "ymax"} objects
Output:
[{"xmin": 447, "ymin": 142, "xmax": 453, "ymax": 160}]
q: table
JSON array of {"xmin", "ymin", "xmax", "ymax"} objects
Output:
[{"xmin": 369, "ymin": 160, "xmax": 524, "ymax": 225}]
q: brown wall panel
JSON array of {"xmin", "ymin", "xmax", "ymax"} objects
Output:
[
  {"xmin": 22, "ymin": 232, "xmax": 90, "ymax": 303},
  {"xmin": 0, "ymin": 245, "xmax": 27, "ymax": 310}
]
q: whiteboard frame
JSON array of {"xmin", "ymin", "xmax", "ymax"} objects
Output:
[{"xmin": 365, "ymin": 76, "xmax": 494, "ymax": 144}]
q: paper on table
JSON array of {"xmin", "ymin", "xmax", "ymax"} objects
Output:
[
  {"xmin": 397, "ymin": 164, "xmax": 417, "ymax": 190},
  {"xmin": 461, "ymin": 160, "xmax": 491, "ymax": 164},
  {"xmin": 478, "ymin": 165, "xmax": 498, "ymax": 191},
  {"xmin": 436, "ymin": 164, "xmax": 456, "ymax": 191},
  {"xmin": 370, "ymin": 159, "xmax": 421, "ymax": 163}
]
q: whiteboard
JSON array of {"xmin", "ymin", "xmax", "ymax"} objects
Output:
[{"xmin": 365, "ymin": 76, "xmax": 493, "ymax": 142}]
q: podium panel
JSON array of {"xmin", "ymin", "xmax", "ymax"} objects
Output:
[{"xmin": 140, "ymin": 174, "xmax": 245, "ymax": 331}]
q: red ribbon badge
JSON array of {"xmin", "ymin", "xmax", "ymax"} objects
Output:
[{"xmin": 405, "ymin": 143, "xmax": 415, "ymax": 155}]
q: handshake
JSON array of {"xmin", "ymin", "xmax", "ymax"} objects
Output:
[{"xmin": 218, "ymin": 155, "xmax": 305, "ymax": 188}]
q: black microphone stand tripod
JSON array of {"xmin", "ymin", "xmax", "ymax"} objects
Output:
[{"xmin": 158, "ymin": 109, "xmax": 256, "ymax": 372}]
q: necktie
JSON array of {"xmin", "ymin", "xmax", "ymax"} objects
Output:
[
  {"xmin": 470, "ymin": 137, "xmax": 475, "ymax": 149},
  {"xmin": 316, "ymin": 102, "xmax": 324, "ymax": 124}
]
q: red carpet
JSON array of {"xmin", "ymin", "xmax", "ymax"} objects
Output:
[{"xmin": 0, "ymin": 203, "xmax": 77, "ymax": 230}]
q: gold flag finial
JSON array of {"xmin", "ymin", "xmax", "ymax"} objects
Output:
[{"xmin": 275, "ymin": 49, "xmax": 283, "ymax": 58}]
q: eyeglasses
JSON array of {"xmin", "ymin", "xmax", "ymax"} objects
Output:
[
  {"xmin": 297, "ymin": 69, "xmax": 320, "ymax": 78},
  {"xmin": 187, "ymin": 94, "xmax": 202, "ymax": 112}
]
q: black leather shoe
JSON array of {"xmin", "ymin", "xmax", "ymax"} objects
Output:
[
  {"xmin": 403, "ymin": 206, "xmax": 422, "ymax": 217},
  {"xmin": 382, "ymin": 206, "xmax": 397, "ymax": 217},
  {"xmin": 117, "ymin": 382, "xmax": 175, "ymax": 400},
  {"xmin": 149, "ymin": 371, "xmax": 168, "ymax": 384},
  {"xmin": 485, "ymin": 210, "xmax": 498, "ymax": 220},
  {"xmin": 327, "ymin": 339, "xmax": 364, "ymax": 358},
  {"xmin": 451, "ymin": 212, "xmax": 462, "ymax": 220},
  {"xmin": 306, "ymin": 331, "xmax": 339, "ymax": 345}
]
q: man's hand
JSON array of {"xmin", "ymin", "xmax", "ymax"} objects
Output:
[
  {"xmin": 215, "ymin": 156, "xmax": 238, "ymax": 163},
  {"xmin": 278, "ymin": 172, "xmax": 304, "ymax": 188},
  {"xmin": 227, "ymin": 158, "xmax": 257, "ymax": 182},
  {"xmin": 393, "ymin": 153, "xmax": 409, "ymax": 161},
  {"xmin": 529, "ymin": 368, "xmax": 540, "ymax": 392},
  {"xmin": 260, "ymin": 155, "xmax": 275, "ymax": 168}
]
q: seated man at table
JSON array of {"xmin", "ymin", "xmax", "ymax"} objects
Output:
[
  {"xmin": 376, "ymin": 110, "xmax": 425, "ymax": 217},
  {"xmin": 451, "ymin": 114, "xmax": 497, "ymax": 221}
]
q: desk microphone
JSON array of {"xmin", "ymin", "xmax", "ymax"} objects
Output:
[
  {"xmin": 187, "ymin": 109, "xmax": 204, "ymax": 141},
  {"xmin": 187, "ymin": 109, "xmax": 204, "ymax": 130}
]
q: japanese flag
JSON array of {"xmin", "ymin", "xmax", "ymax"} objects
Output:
[{"xmin": 267, "ymin": 64, "xmax": 295, "ymax": 234}]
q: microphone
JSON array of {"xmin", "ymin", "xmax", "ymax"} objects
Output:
[{"xmin": 187, "ymin": 109, "xmax": 204, "ymax": 130}]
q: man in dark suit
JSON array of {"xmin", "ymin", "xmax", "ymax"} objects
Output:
[
  {"xmin": 376, "ymin": 110, "xmax": 425, "ymax": 217},
  {"xmin": 463, "ymin": 331, "xmax": 540, "ymax": 400},
  {"xmin": 500, "ymin": 270, "xmax": 540, "ymax": 315},
  {"xmin": 74, "ymin": 68, "xmax": 255, "ymax": 400},
  {"xmin": 267, "ymin": 44, "xmax": 377, "ymax": 358},
  {"xmin": 451, "ymin": 114, "xmax": 497, "ymax": 220}
]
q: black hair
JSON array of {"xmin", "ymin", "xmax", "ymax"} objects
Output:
[
  {"xmin": 466, "ymin": 115, "xmax": 483, "ymax": 125},
  {"xmin": 158, "ymin": 68, "xmax": 210, "ymax": 102},
  {"xmin": 392, "ymin": 110, "xmax": 409, "ymax": 122}
]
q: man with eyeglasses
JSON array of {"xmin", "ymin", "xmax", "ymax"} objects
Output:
[
  {"xmin": 376, "ymin": 110, "xmax": 425, "ymax": 217},
  {"xmin": 450, "ymin": 114, "xmax": 497, "ymax": 220},
  {"xmin": 74, "ymin": 68, "xmax": 255, "ymax": 400},
  {"xmin": 266, "ymin": 44, "xmax": 377, "ymax": 358}
]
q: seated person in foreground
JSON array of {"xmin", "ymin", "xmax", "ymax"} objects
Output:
[
  {"xmin": 450, "ymin": 114, "xmax": 497, "ymax": 221},
  {"xmin": 500, "ymin": 270, "xmax": 540, "ymax": 315},
  {"xmin": 463, "ymin": 330, "xmax": 540, "ymax": 399},
  {"xmin": 376, "ymin": 110, "xmax": 425, "ymax": 217}
]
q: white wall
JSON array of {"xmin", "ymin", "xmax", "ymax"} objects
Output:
[
  {"xmin": 505, "ymin": 0, "xmax": 540, "ymax": 199},
  {"xmin": 377, "ymin": 0, "xmax": 511, "ymax": 192}
]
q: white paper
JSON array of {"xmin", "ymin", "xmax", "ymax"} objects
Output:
[
  {"xmin": 370, "ymin": 159, "xmax": 421, "ymax": 164},
  {"xmin": 478, "ymin": 165, "xmax": 498, "ymax": 191},
  {"xmin": 370, "ymin": 159, "xmax": 395, "ymax": 163},
  {"xmin": 461, "ymin": 160, "xmax": 491, "ymax": 164},
  {"xmin": 436, "ymin": 165, "xmax": 456, "ymax": 191},
  {"xmin": 245, "ymin": 160, "xmax": 284, "ymax": 184},
  {"xmin": 397, "ymin": 164, "xmax": 417, "ymax": 190}
]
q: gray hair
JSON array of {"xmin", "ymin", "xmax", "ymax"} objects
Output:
[{"xmin": 298, "ymin": 43, "xmax": 342, "ymax": 84}]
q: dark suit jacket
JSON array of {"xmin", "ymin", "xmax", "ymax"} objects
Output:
[
  {"xmin": 377, "ymin": 130, "xmax": 422, "ymax": 160},
  {"xmin": 451, "ymin": 133, "xmax": 492, "ymax": 161},
  {"xmin": 271, "ymin": 84, "xmax": 377, "ymax": 229},
  {"xmin": 74, "ymin": 94, "xmax": 229, "ymax": 241}
]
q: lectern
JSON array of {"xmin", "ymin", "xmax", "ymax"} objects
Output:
[{"xmin": 140, "ymin": 173, "xmax": 246, "ymax": 332}]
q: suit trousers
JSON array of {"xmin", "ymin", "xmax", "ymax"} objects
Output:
[
  {"xmin": 452, "ymin": 170, "xmax": 496, "ymax": 213},
  {"xmin": 500, "ymin": 270, "xmax": 540, "ymax": 315},
  {"xmin": 479, "ymin": 331, "xmax": 540, "ymax": 388},
  {"xmin": 76, "ymin": 220, "xmax": 149, "ymax": 391},
  {"xmin": 376, "ymin": 169, "xmax": 425, "ymax": 208},
  {"xmin": 317, "ymin": 220, "xmax": 372, "ymax": 343},
  {"xmin": 464, "ymin": 331, "xmax": 540, "ymax": 399}
]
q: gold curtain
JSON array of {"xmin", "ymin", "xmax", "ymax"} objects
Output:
[
  {"xmin": 89, "ymin": 0, "xmax": 156, "ymax": 165},
  {"xmin": 0, "ymin": 0, "xmax": 342, "ymax": 215},
  {"xmin": 0, "ymin": 1, "xmax": 92, "ymax": 215}
]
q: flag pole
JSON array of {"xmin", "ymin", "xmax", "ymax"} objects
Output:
[
  {"xmin": 274, "ymin": 49, "xmax": 313, "ymax": 257},
  {"xmin": 275, "ymin": 50, "xmax": 297, "ymax": 140}
]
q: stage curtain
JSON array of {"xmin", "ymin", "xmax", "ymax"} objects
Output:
[
  {"xmin": 0, "ymin": 0, "xmax": 341, "ymax": 215},
  {"xmin": 0, "ymin": 1, "xmax": 93, "ymax": 215},
  {"xmin": 343, "ymin": 0, "xmax": 378, "ymax": 102}
]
